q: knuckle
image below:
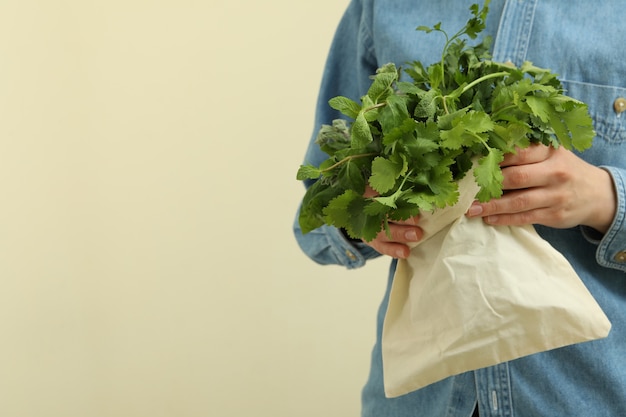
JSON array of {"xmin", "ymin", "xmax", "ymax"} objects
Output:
[
  {"xmin": 505, "ymin": 168, "xmax": 530, "ymax": 188},
  {"xmin": 514, "ymin": 146, "xmax": 535, "ymax": 164},
  {"xmin": 518, "ymin": 211, "xmax": 536, "ymax": 224},
  {"xmin": 510, "ymin": 194, "xmax": 530, "ymax": 212},
  {"xmin": 549, "ymin": 207, "xmax": 569, "ymax": 225},
  {"xmin": 550, "ymin": 168, "xmax": 571, "ymax": 184}
]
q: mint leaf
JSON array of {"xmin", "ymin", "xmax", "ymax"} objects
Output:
[
  {"xmin": 328, "ymin": 96, "xmax": 361, "ymax": 119},
  {"xmin": 367, "ymin": 64, "xmax": 398, "ymax": 103},
  {"xmin": 296, "ymin": 165, "xmax": 321, "ymax": 181},
  {"xmin": 379, "ymin": 94, "xmax": 410, "ymax": 135},
  {"xmin": 315, "ymin": 119, "xmax": 351, "ymax": 154},
  {"xmin": 350, "ymin": 111, "xmax": 373, "ymax": 148}
]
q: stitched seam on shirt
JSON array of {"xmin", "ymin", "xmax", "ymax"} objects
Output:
[
  {"xmin": 359, "ymin": 0, "xmax": 376, "ymax": 69},
  {"xmin": 560, "ymin": 79, "xmax": 626, "ymax": 93},
  {"xmin": 513, "ymin": 0, "xmax": 538, "ymax": 64}
]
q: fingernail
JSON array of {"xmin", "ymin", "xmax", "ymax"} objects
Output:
[
  {"xmin": 486, "ymin": 215, "xmax": 498, "ymax": 224},
  {"xmin": 467, "ymin": 204, "xmax": 483, "ymax": 217},
  {"xmin": 405, "ymin": 229, "xmax": 419, "ymax": 241}
]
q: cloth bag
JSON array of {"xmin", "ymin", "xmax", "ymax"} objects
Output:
[{"xmin": 381, "ymin": 171, "xmax": 612, "ymax": 398}]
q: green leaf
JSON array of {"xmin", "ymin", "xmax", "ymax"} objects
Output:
[
  {"xmin": 379, "ymin": 94, "xmax": 410, "ymax": 135},
  {"xmin": 323, "ymin": 190, "xmax": 361, "ymax": 230},
  {"xmin": 404, "ymin": 191, "xmax": 436, "ymax": 213},
  {"xmin": 337, "ymin": 160, "xmax": 366, "ymax": 193},
  {"xmin": 426, "ymin": 166, "xmax": 459, "ymax": 207},
  {"xmin": 437, "ymin": 108, "xmax": 468, "ymax": 130},
  {"xmin": 465, "ymin": 0, "xmax": 490, "ymax": 38},
  {"xmin": 367, "ymin": 64, "xmax": 398, "ymax": 103},
  {"xmin": 440, "ymin": 123, "xmax": 471, "ymax": 150},
  {"xmin": 369, "ymin": 155, "xmax": 405, "ymax": 194},
  {"xmin": 328, "ymin": 96, "xmax": 361, "ymax": 119},
  {"xmin": 474, "ymin": 148, "xmax": 504, "ymax": 202},
  {"xmin": 439, "ymin": 111, "xmax": 492, "ymax": 150},
  {"xmin": 383, "ymin": 117, "xmax": 419, "ymax": 146},
  {"xmin": 296, "ymin": 0, "xmax": 597, "ymax": 241},
  {"xmin": 461, "ymin": 110, "xmax": 494, "ymax": 133},
  {"xmin": 558, "ymin": 102, "xmax": 595, "ymax": 151},
  {"xmin": 374, "ymin": 194, "xmax": 399, "ymax": 209},
  {"xmin": 525, "ymin": 95, "xmax": 551, "ymax": 123},
  {"xmin": 414, "ymin": 89, "xmax": 440, "ymax": 120},
  {"xmin": 298, "ymin": 180, "xmax": 344, "ymax": 234},
  {"xmin": 416, "ymin": 25, "xmax": 435, "ymax": 33},
  {"xmin": 396, "ymin": 81, "xmax": 425, "ymax": 96},
  {"xmin": 315, "ymin": 119, "xmax": 351, "ymax": 154},
  {"xmin": 360, "ymin": 95, "xmax": 380, "ymax": 122},
  {"xmin": 428, "ymin": 63, "xmax": 444, "ymax": 90},
  {"xmin": 363, "ymin": 199, "xmax": 392, "ymax": 216},
  {"xmin": 346, "ymin": 196, "xmax": 385, "ymax": 242},
  {"xmin": 350, "ymin": 111, "xmax": 373, "ymax": 148},
  {"xmin": 296, "ymin": 165, "xmax": 321, "ymax": 181}
]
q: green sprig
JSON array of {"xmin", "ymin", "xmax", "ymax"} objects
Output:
[{"xmin": 297, "ymin": 0, "xmax": 595, "ymax": 241}]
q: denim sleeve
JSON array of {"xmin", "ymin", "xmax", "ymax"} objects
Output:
[
  {"xmin": 293, "ymin": 0, "xmax": 382, "ymax": 269},
  {"xmin": 581, "ymin": 166, "xmax": 626, "ymax": 272}
]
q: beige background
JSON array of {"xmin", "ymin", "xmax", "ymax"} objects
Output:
[{"xmin": 0, "ymin": 1, "xmax": 391, "ymax": 416}]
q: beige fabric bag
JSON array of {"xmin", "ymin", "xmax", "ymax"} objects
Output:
[{"xmin": 381, "ymin": 172, "xmax": 612, "ymax": 398}]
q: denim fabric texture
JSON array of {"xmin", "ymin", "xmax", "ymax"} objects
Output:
[{"xmin": 293, "ymin": 1, "xmax": 626, "ymax": 415}]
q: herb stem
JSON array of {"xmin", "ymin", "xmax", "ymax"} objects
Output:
[
  {"xmin": 469, "ymin": 131, "xmax": 492, "ymax": 152},
  {"xmin": 461, "ymin": 71, "xmax": 510, "ymax": 95},
  {"xmin": 491, "ymin": 103, "xmax": 518, "ymax": 120},
  {"xmin": 321, "ymin": 153, "xmax": 378, "ymax": 173},
  {"xmin": 441, "ymin": 95, "xmax": 450, "ymax": 115},
  {"xmin": 364, "ymin": 102, "xmax": 387, "ymax": 113}
]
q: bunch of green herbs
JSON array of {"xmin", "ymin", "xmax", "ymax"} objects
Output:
[{"xmin": 297, "ymin": 1, "xmax": 594, "ymax": 242}]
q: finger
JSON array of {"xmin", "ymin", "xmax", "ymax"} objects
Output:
[
  {"xmin": 501, "ymin": 143, "xmax": 552, "ymax": 167},
  {"xmin": 364, "ymin": 224, "xmax": 423, "ymax": 259},
  {"xmin": 500, "ymin": 163, "xmax": 550, "ymax": 190},
  {"xmin": 468, "ymin": 187, "xmax": 557, "ymax": 219},
  {"xmin": 481, "ymin": 205, "xmax": 577, "ymax": 229},
  {"xmin": 378, "ymin": 223, "xmax": 423, "ymax": 244},
  {"xmin": 367, "ymin": 240, "xmax": 412, "ymax": 259},
  {"xmin": 363, "ymin": 184, "xmax": 378, "ymax": 198}
]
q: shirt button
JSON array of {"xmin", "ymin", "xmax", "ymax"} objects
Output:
[
  {"xmin": 614, "ymin": 250, "xmax": 626, "ymax": 262},
  {"xmin": 345, "ymin": 249, "xmax": 358, "ymax": 261},
  {"xmin": 614, "ymin": 97, "xmax": 626, "ymax": 114}
]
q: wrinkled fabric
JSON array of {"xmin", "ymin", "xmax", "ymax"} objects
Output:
[
  {"xmin": 294, "ymin": 0, "xmax": 626, "ymax": 416},
  {"xmin": 383, "ymin": 172, "xmax": 610, "ymax": 397}
]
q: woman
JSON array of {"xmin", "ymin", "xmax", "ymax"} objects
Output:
[{"xmin": 294, "ymin": 1, "xmax": 626, "ymax": 415}]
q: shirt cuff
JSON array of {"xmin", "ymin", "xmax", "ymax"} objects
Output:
[
  {"xmin": 591, "ymin": 166, "xmax": 626, "ymax": 271},
  {"xmin": 323, "ymin": 225, "xmax": 382, "ymax": 269}
]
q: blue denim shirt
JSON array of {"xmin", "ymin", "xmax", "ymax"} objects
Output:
[{"xmin": 294, "ymin": 1, "xmax": 626, "ymax": 415}]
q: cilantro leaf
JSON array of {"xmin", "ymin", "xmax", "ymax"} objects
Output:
[
  {"xmin": 474, "ymin": 148, "xmax": 504, "ymax": 202},
  {"xmin": 369, "ymin": 155, "xmax": 407, "ymax": 194}
]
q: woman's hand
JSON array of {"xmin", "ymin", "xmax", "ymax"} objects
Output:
[
  {"xmin": 361, "ymin": 185, "xmax": 423, "ymax": 259},
  {"xmin": 363, "ymin": 216, "xmax": 423, "ymax": 259},
  {"xmin": 466, "ymin": 144, "xmax": 617, "ymax": 234}
]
